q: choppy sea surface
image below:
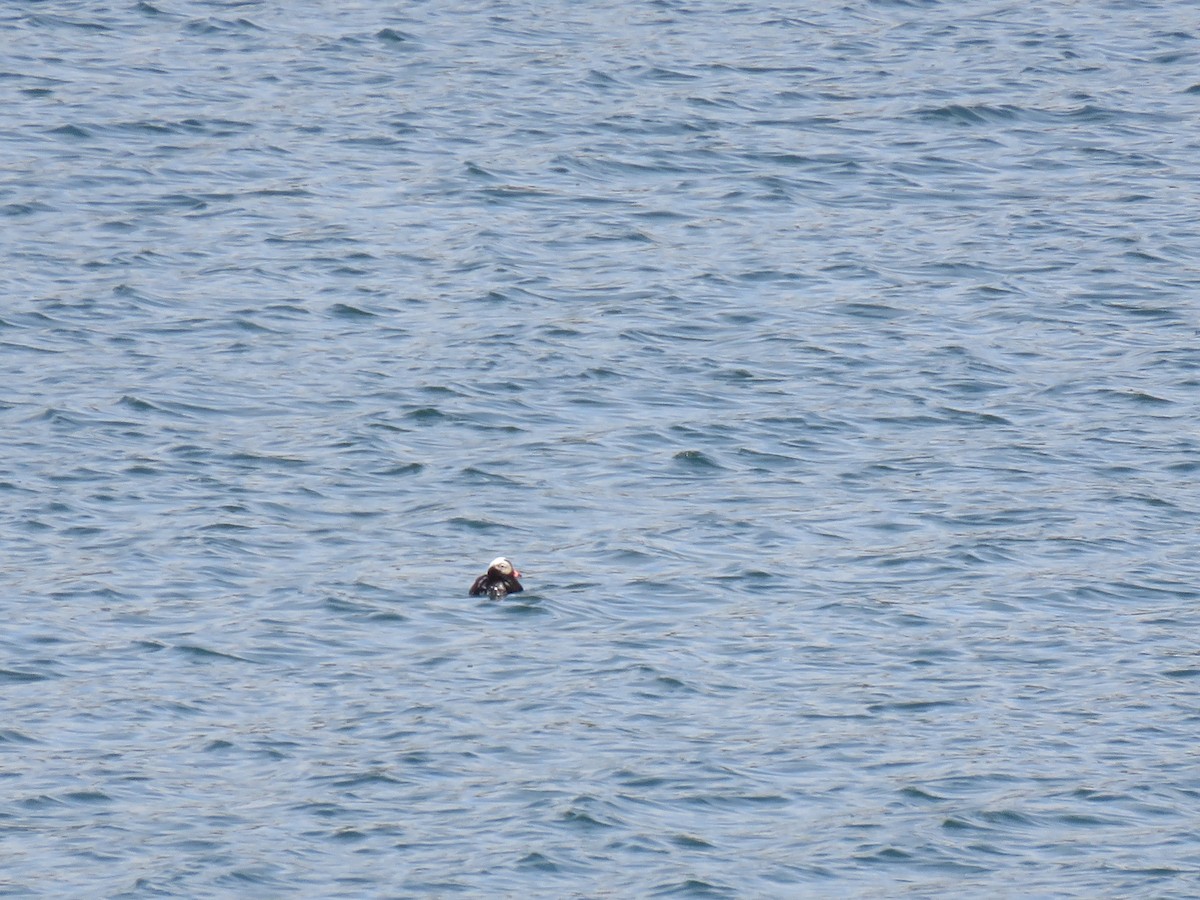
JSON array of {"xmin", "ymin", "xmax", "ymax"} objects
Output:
[{"xmin": 3, "ymin": 1, "xmax": 1200, "ymax": 896}]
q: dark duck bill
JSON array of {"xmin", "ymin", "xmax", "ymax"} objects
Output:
[{"xmin": 469, "ymin": 556, "xmax": 524, "ymax": 599}]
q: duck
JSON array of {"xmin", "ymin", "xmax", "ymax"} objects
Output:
[{"xmin": 469, "ymin": 556, "xmax": 524, "ymax": 599}]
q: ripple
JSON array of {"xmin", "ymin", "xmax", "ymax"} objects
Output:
[{"xmin": 3, "ymin": 0, "xmax": 1199, "ymax": 896}]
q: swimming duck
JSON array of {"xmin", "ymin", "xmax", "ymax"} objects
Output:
[{"xmin": 469, "ymin": 557, "xmax": 524, "ymax": 599}]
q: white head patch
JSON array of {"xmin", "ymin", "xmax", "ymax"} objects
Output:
[{"xmin": 489, "ymin": 557, "xmax": 513, "ymax": 575}]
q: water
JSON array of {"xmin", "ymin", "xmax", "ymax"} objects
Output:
[{"xmin": 3, "ymin": 1, "xmax": 1199, "ymax": 896}]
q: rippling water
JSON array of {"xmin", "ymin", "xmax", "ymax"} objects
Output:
[{"xmin": 3, "ymin": 1, "xmax": 1200, "ymax": 896}]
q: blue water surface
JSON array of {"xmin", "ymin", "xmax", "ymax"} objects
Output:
[{"xmin": 2, "ymin": 1, "xmax": 1199, "ymax": 896}]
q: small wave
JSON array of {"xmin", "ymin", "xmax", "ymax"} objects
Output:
[
  {"xmin": 650, "ymin": 878, "xmax": 736, "ymax": 897},
  {"xmin": 916, "ymin": 103, "xmax": 1023, "ymax": 125},
  {"xmin": 672, "ymin": 450, "xmax": 723, "ymax": 470},
  {"xmin": 173, "ymin": 645, "xmax": 256, "ymax": 664},
  {"xmin": 376, "ymin": 27, "xmax": 421, "ymax": 46},
  {"xmin": 329, "ymin": 302, "xmax": 377, "ymax": 319},
  {"xmin": 46, "ymin": 123, "xmax": 92, "ymax": 139}
]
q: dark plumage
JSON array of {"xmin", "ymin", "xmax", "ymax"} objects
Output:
[{"xmin": 469, "ymin": 556, "xmax": 524, "ymax": 600}]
